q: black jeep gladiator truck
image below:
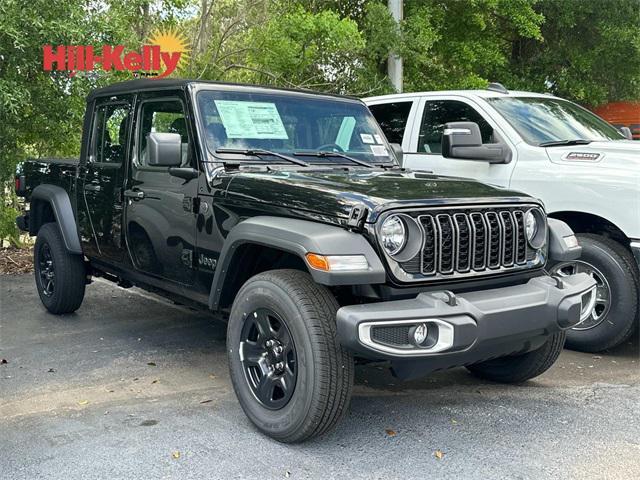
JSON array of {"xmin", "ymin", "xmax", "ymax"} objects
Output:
[{"xmin": 16, "ymin": 79, "xmax": 596, "ymax": 443}]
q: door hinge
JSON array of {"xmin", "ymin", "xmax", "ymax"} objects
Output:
[
  {"xmin": 183, "ymin": 196, "xmax": 201, "ymax": 214},
  {"xmin": 347, "ymin": 204, "xmax": 368, "ymax": 231}
]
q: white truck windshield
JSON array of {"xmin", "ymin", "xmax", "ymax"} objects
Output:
[{"xmin": 487, "ymin": 97, "xmax": 625, "ymax": 146}]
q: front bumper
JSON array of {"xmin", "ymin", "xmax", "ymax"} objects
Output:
[{"xmin": 336, "ymin": 273, "xmax": 596, "ymax": 379}]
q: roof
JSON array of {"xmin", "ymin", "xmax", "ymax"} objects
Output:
[
  {"xmin": 87, "ymin": 78, "xmax": 361, "ymax": 103},
  {"xmin": 364, "ymin": 89, "xmax": 558, "ymax": 102}
]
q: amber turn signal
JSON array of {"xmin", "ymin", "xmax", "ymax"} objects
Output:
[{"xmin": 305, "ymin": 253, "xmax": 330, "ymax": 271}]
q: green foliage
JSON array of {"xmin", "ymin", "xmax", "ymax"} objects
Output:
[
  {"xmin": 0, "ymin": 0, "xmax": 637, "ymax": 246},
  {"xmin": 402, "ymin": 0, "xmax": 544, "ymax": 91},
  {"xmin": 507, "ymin": 0, "xmax": 640, "ymax": 105},
  {"xmin": 246, "ymin": 8, "xmax": 366, "ymax": 92},
  {"xmin": 0, "ymin": 193, "xmax": 21, "ymax": 247}
]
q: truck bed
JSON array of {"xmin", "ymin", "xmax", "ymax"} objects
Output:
[{"xmin": 20, "ymin": 158, "xmax": 79, "ymax": 198}]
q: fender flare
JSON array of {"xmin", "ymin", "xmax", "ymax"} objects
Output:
[
  {"xmin": 31, "ymin": 185, "xmax": 83, "ymax": 255},
  {"xmin": 548, "ymin": 218, "xmax": 582, "ymax": 262},
  {"xmin": 208, "ymin": 216, "xmax": 386, "ymax": 310}
]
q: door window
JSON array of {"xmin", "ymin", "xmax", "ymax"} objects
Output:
[
  {"xmin": 368, "ymin": 101, "xmax": 413, "ymax": 145},
  {"xmin": 93, "ymin": 104, "xmax": 130, "ymax": 164},
  {"xmin": 418, "ymin": 100, "xmax": 493, "ymax": 154},
  {"xmin": 138, "ymin": 99, "xmax": 191, "ymax": 167}
]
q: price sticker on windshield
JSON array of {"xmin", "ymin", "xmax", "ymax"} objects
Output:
[
  {"xmin": 370, "ymin": 145, "xmax": 388, "ymax": 156},
  {"xmin": 214, "ymin": 100, "xmax": 289, "ymax": 140}
]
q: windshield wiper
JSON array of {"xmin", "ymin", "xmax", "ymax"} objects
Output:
[
  {"xmin": 539, "ymin": 139, "xmax": 592, "ymax": 147},
  {"xmin": 215, "ymin": 148, "xmax": 309, "ymax": 167},
  {"xmin": 293, "ymin": 150, "xmax": 374, "ymax": 168}
]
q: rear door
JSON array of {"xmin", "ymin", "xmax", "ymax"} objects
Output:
[
  {"xmin": 80, "ymin": 96, "xmax": 132, "ymax": 263},
  {"xmin": 367, "ymin": 99, "xmax": 419, "ymax": 156},
  {"xmin": 124, "ymin": 91, "xmax": 198, "ymax": 286}
]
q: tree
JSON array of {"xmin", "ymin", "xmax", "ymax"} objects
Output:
[
  {"xmin": 507, "ymin": 0, "xmax": 640, "ymax": 106},
  {"xmin": 401, "ymin": 0, "xmax": 544, "ymax": 91}
]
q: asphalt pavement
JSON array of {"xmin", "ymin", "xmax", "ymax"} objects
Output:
[{"xmin": 1, "ymin": 273, "xmax": 639, "ymax": 480}]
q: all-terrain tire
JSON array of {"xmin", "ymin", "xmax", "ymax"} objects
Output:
[
  {"xmin": 466, "ymin": 331, "xmax": 566, "ymax": 383},
  {"xmin": 227, "ymin": 269, "xmax": 354, "ymax": 443},
  {"xmin": 34, "ymin": 222, "xmax": 86, "ymax": 314}
]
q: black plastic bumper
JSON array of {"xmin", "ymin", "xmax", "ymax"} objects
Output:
[{"xmin": 336, "ymin": 273, "xmax": 596, "ymax": 379}]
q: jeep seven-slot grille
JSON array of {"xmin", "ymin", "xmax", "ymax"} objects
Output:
[{"xmin": 398, "ymin": 206, "xmax": 540, "ymax": 280}]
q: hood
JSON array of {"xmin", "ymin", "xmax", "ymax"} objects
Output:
[
  {"xmin": 224, "ymin": 168, "xmax": 534, "ymax": 222},
  {"xmin": 545, "ymin": 140, "xmax": 640, "ymax": 170}
]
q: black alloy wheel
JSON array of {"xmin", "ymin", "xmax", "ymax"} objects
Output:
[
  {"xmin": 37, "ymin": 242, "xmax": 56, "ymax": 297},
  {"xmin": 240, "ymin": 308, "xmax": 297, "ymax": 410}
]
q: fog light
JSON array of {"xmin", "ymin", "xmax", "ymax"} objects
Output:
[{"xmin": 410, "ymin": 323, "xmax": 429, "ymax": 346}]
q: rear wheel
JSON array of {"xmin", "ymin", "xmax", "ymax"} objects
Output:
[
  {"xmin": 466, "ymin": 331, "xmax": 566, "ymax": 383},
  {"xmin": 34, "ymin": 223, "xmax": 86, "ymax": 314},
  {"xmin": 550, "ymin": 234, "xmax": 638, "ymax": 352},
  {"xmin": 227, "ymin": 269, "xmax": 354, "ymax": 443}
]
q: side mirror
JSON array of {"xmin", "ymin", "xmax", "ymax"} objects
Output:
[
  {"xmin": 441, "ymin": 122, "xmax": 510, "ymax": 164},
  {"xmin": 619, "ymin": 126, "xmax": 633, "ymax": 140},
  {"xmin": 389, "ymin": 143, "xmax": 404, "ymax": 166},
  {"xmin": 148, "ymin": 132, "xmax": 182, "ymax": 167}
]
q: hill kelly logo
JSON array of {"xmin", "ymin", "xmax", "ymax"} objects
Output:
[{"xmin": 43, "ymin": 28, "xmax": 189, "ymax": 79}]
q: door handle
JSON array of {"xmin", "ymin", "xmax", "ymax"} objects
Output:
[
  {"xmin": 84, "ymin": 184, "xmax": 102, "ymax": 192},
  {"xmin": 123, "ymin": 189, "xmax": 145, "ymax": 200}
]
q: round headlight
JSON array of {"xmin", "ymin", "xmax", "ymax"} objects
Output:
[
  {"xmin": 525, "ymin": 208, "xmax": 547, "ymax": 249},
  {"xmin": 381, "ymin": 215, "xmax": 406, "ymax": 256},
  {"xmin": 525, "ymin": 210, "xmax": 538, "ymax": 242}
]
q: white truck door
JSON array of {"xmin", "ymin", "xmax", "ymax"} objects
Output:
[{"xmin": 402, "ymin": 96, "xmax": 517, "ymax": 187}]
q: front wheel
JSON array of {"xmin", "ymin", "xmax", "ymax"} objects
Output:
[
  {"xmin": 466, "ymin": 331, "xmax": 566, "ymax": 383},
  {"xmin": 34, "ymin": 223, "xmax": 86, "ymax": 314},
  {"xmin": 227, "ymin": 269, "xmax": 354, "ymax": 443},
  {"xmin": 549, "ymin": 234, "xmax": 638, "ymax": 352}
]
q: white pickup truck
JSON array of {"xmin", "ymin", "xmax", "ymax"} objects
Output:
[{"xmin": 365, "ymin": 85, "xmax": 639, "ymax": 352}]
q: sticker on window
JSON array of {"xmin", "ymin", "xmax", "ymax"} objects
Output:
[
  {"xmin": 370, "ymin": 145, "xmax": 388, "ymax": 156},
  {"xmin": 374, "ymin": 134, "xmax": 383, "ymax": 144},
  {"xmin": 360, "ymin": 133, "xmax": 374, "ymax": 144},
  {"xmin": 214, "ymin": 100, "xmax": 288, "ymax": 139}
]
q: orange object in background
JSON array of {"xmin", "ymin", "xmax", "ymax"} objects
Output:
[{"xmin": 592, "ymin": 101, "xmax": 640, "ymax": 140}]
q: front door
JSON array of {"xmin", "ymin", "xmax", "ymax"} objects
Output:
[
  {"xmin": 125, "ymin": 93, "xmax": 198, "ymax": 285},
  {"xmin": 403, "ymin": 97, "xmax": 515, "ymax": 187},
  {"xmin": 80, "ymin": 96, "xmax": 132, "ymax": 263}
]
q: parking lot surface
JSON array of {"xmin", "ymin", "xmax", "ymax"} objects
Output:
[{"xmin": 1, "ymin": 274, "xmax": 639, "ymax": 480}]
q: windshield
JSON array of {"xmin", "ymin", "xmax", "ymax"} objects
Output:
[
  {"xmin": 486, "ymin": 97, "xmax": 625, "ymax": 146},
  {"xmin": 196, "ymin": 90, "xmax": 393, "ymax": 165}
]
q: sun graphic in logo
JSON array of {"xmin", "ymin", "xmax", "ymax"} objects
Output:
[{"xmin": 147, "ymin": 27, "xmax": 190, "ymax": 74}]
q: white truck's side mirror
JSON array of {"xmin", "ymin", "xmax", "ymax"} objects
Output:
[
  {"xmin": 619, "ymin": 126, "xmax": 633, "ymax": 140},
  {"xmin": 441, "ymin": 121, "xmax": 511, "ymax": 164}
]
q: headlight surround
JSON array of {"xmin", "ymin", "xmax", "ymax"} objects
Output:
[
  {"xmin": 525, "ymin": 210, "xmax": 538, "ymax": 242},
  {"xmin": 525, "ymin": 208, "xmax": 546, "ymax": 249},
  {"xmin": 380, "ymin": 215, "xmax": 407, "ymax": 256}
]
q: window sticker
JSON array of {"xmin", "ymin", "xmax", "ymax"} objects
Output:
[
  {"xmin": 214, "ymin": 100, "xmax": 288, "ymax": 139},
  {"xmin": 370, "ymin": 145, "xmax": 388, "ymax": 156},
  {"xmin": 360, "ymin": 133, "xmax": 374, "ymax": 144},
  {"xmin": 374, "ymin": 134, "xmax": 383, "ymax": 144}
]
